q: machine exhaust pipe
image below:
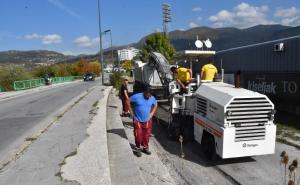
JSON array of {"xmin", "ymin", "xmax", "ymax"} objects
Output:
[
  {"xmin": 234, "ymin": 70, "xmax": 241, "ymax": 88},
  {"xmin": 197, "ymin": 74, "xmax": 201, "ymax": 87}
]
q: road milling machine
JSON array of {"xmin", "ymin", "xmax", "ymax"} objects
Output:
[
  {"xmin": 133, "ymin": 52, "xmax": 173, "ymax": 99},
  {"xmin": 133, "ymin": 50, "xmax": 276, "ymax": 159}
]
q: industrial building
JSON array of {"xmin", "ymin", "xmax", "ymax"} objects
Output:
[
  {"xmin": 175, "ymin": 35, "xmax": 300, "ymax": 115},
  {"xmin": 215, "ymin": 35, "xmax": 300, "ymax": 116}
]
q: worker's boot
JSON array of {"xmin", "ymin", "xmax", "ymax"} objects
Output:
[
  {"xmin": 134, "ymin": 147, "xmax": 142, "ymax": 157},
  {"xmin": 142, "ymin": 148, "xmax": 151, "ymax": 155}
]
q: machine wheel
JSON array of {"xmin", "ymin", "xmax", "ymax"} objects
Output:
[{"xmin": 201, "ymin": 131, "xmax": 217, "ymax": 160}]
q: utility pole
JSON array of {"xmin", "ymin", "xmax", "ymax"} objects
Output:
[
  {"xmin": 109, "ymin": 31, "xmax": 114, "ymax": 70},
  {"xmin": 102, "ymin": 29, "xmax": 113, "ymax": 70},
  {"xmin": 162, "ymin": 3, "xmax": 171, "ymax": 36},
  {"xmin": 97, "ymin": 0, "xmax": 104, "ymax": 84}
]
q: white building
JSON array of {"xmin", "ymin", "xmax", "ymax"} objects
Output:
[{"xmin": 117, "ymin": 47, "xmax": 140, "ymax": 61}]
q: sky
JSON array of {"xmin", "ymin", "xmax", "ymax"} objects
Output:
[{"xmin": 0, "ymin": 0, "xmax": 300, "ymax": 55}]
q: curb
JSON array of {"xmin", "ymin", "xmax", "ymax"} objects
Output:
[
  {"xmin": 276, "ymin": 137, "xmax": 300, "ymax": 150},
  {"xmin": 61, "ymin": 86, "xmax": 112, "ymax": 185},
  {"xmin": 106, "ymin": 90, "xmax": 146, "ymax": 185}
]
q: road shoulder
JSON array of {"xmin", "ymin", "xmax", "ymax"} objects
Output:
[
  {"xmin": 106, "ymin": 90, "xmax": 146, "ymax": 185},
  {"xmin": 61, "ymin": 87, "xmax": 112, "ymax": 185}
]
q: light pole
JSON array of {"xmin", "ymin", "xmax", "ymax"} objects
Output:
[
  {"xmin": 102, "ymin": 29, "xmax": 114, "ymax": 71},
  {"xmin": 162, "ymin": 3, "xmax": 171, "ymax": 36},
  {"xmin": 97, "ymin": 0, "xmax": 104, "ymax": 84}
]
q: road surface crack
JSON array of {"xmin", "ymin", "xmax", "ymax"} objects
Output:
[
  {"xmin": 55, "ymin": 149, "xmax": 81, "ymax": 185},
  {"xmin": 0, "ymin": 89, "xmax": 92, "ymax": 172}
]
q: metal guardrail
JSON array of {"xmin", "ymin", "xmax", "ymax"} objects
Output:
[
  {"xmin": 51, "ymin": 76, "xmax": 74, "ymax": 84},
  {"xmin": 13, "ymin": 78, "xmax": 45, "ymax": 91},
  {"xmin": 73, "ymin": 76, "xmax": 83, "ymax": 80},
  {"xmin": 13, "ymin": 76, "xmax": 81, "ymax": 91}
]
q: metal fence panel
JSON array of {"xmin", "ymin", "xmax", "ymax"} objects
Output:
[{"xmin": 13, "ymin": 76, "xmax": 78, "ymax": 91}]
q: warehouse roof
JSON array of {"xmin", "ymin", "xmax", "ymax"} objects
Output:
[
  {"xmin": 217, "ymin": 35, "xmax": 300, "ymax": 54},
  {"xmin": 174, "ymin": 50, "xmax": 216, "ymax": 60}
]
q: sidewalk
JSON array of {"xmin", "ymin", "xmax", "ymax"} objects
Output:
[
  {"xmin": 106, "ymin": 90, "xmax": 146, "ymax": 185},
  {"xmin": 110, "ymin": 88, "xmax": 176, "ymax": 185},
  {"xmin": 61, "ymin": 87, "xmax": 112, "ymax": 185}
]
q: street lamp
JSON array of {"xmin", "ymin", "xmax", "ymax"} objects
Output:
[
  {"xmin": 97, "ymin": 0, "xmax": 104, "ymax": 84},
  {"xmin": 102, "ymin": 29, "xmax": 114, "ymax": 71}
]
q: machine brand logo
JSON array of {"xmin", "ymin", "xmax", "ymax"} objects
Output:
[
  {"xmin": 248, "ymin": 81, "xmax": 277, "ymax": 94},
  {"xmin": 242, "ymin": 143, "xmax": 258, "ymax": 148},
  {"xmin": 209, "ymin": 103, "xmax": 217, "ymax": 113}
]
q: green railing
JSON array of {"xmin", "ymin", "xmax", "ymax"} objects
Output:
[
  {"xmin": 13, "ymin": 78, "xmax": 45, "ymax": 91},
  {"xmin": 51, "ymin": 76, "xmax": 74, "ymax": 84},
  {"xmin": 13, "ymin": 76, "xmax": 80, "ymax": 91},
  {"xmin": 0, "ymin": 86, "xmax": 5, "ymax": 92},
  {"xmin": 74, "ymin": 76, "xmax": 83, "ymax": 80}
]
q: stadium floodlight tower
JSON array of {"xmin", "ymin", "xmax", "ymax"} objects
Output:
[{"xmin": 162, "ymin": 3, "xmax": 171, "ymax": 36}]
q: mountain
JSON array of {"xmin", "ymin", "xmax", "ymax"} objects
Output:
[
  {"xmin": 1, "ymin": 24, "xmax": 300, "ymax": 68},
  {"xmin": 0, "ymin": 50, "xmax": 74, "ymax": 68},
  {"xmin": 132, "ymin": 24, "xmax": 293, "ymax": 51},
  {"xmin": 272, "ymin": 26, "xmax": 300, "ymax": 39}
]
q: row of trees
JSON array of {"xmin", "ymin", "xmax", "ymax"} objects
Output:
[
  {"xmin": 32, "ymin": 59, "xmax": 100, "ymax": 77},
  {"xmin": 0, "ymin": 59, "xmax": 101, "ymax": 91}
]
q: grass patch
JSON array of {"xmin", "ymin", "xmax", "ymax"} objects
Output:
[
  {"xmin": 55, "ymin": 171, "xmax": 63, "ymax": 178},
  {"xmin": 65, "ymin": 150, "xmax": 77, "ymax": 158},
  {"xmin": 74, "ymin": 96, "xmax": 85, "ymax": 105},
  {"xmin": 276, "ymin": 122, "xmax": 300, "ymax": 135},
  {"xmin": 58, "ymin": 161, "xmax": 66, "ymax": 167},
  {"xmin": 25, "ymin": 136, "xmax": 37, "ymax": 141},
  {"xmin": 57, "ymin": 114, "xmax": 63, "ymax": 119},
  {"xmin": 92, "ymin": 101, "xmax": 99, "ymax": 107}
]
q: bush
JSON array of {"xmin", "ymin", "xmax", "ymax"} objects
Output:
[
  {"xmin": 0, "ymin": 65, "xmax": 33, "ymax": 91},
  {"xmin": 109, "ymin": 72, "xmax": 123, "ymax": 89},
  {"xmin": 32, "ymin": 60, "xmax": 101, "ymax": 78}
]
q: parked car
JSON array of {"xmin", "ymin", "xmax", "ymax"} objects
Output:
[
  {"xmin": 113, "ymin": 68, "xmax": 126, "ymax": 73},
  {"xmin": 104, "ymin": 67, "xmax": 113, "ymax": 73},
  {"xmin": 83, "ymin": 73, "xmax": 95, "ymax": 81}
]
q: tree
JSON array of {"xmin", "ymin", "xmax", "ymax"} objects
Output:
[
  {"xmin": 140, "ymin": 32, "xmax": 176, "ymax": 63},
  {"xmin": 121, "ymin": 60, "xmax": 133, "ymax": 72},
  {"xmin": 76, "ymin": 58, "xmax": 89, "ymax": 75},
  {"xmin": 87, "ymin": 61, "xmax": 101, "ymax": 76},
  {"xmin": 32, "ymin": 65, "xmax": 56, "ymax": 77}
]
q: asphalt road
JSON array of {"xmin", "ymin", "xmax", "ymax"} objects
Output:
[
  {"xmin": 0, "ymin": 79, "xmax": 101, "ymax": 166},
  {"xmin": 154, "ymin": 105, "xmax": 300, "ymax": 185}
]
